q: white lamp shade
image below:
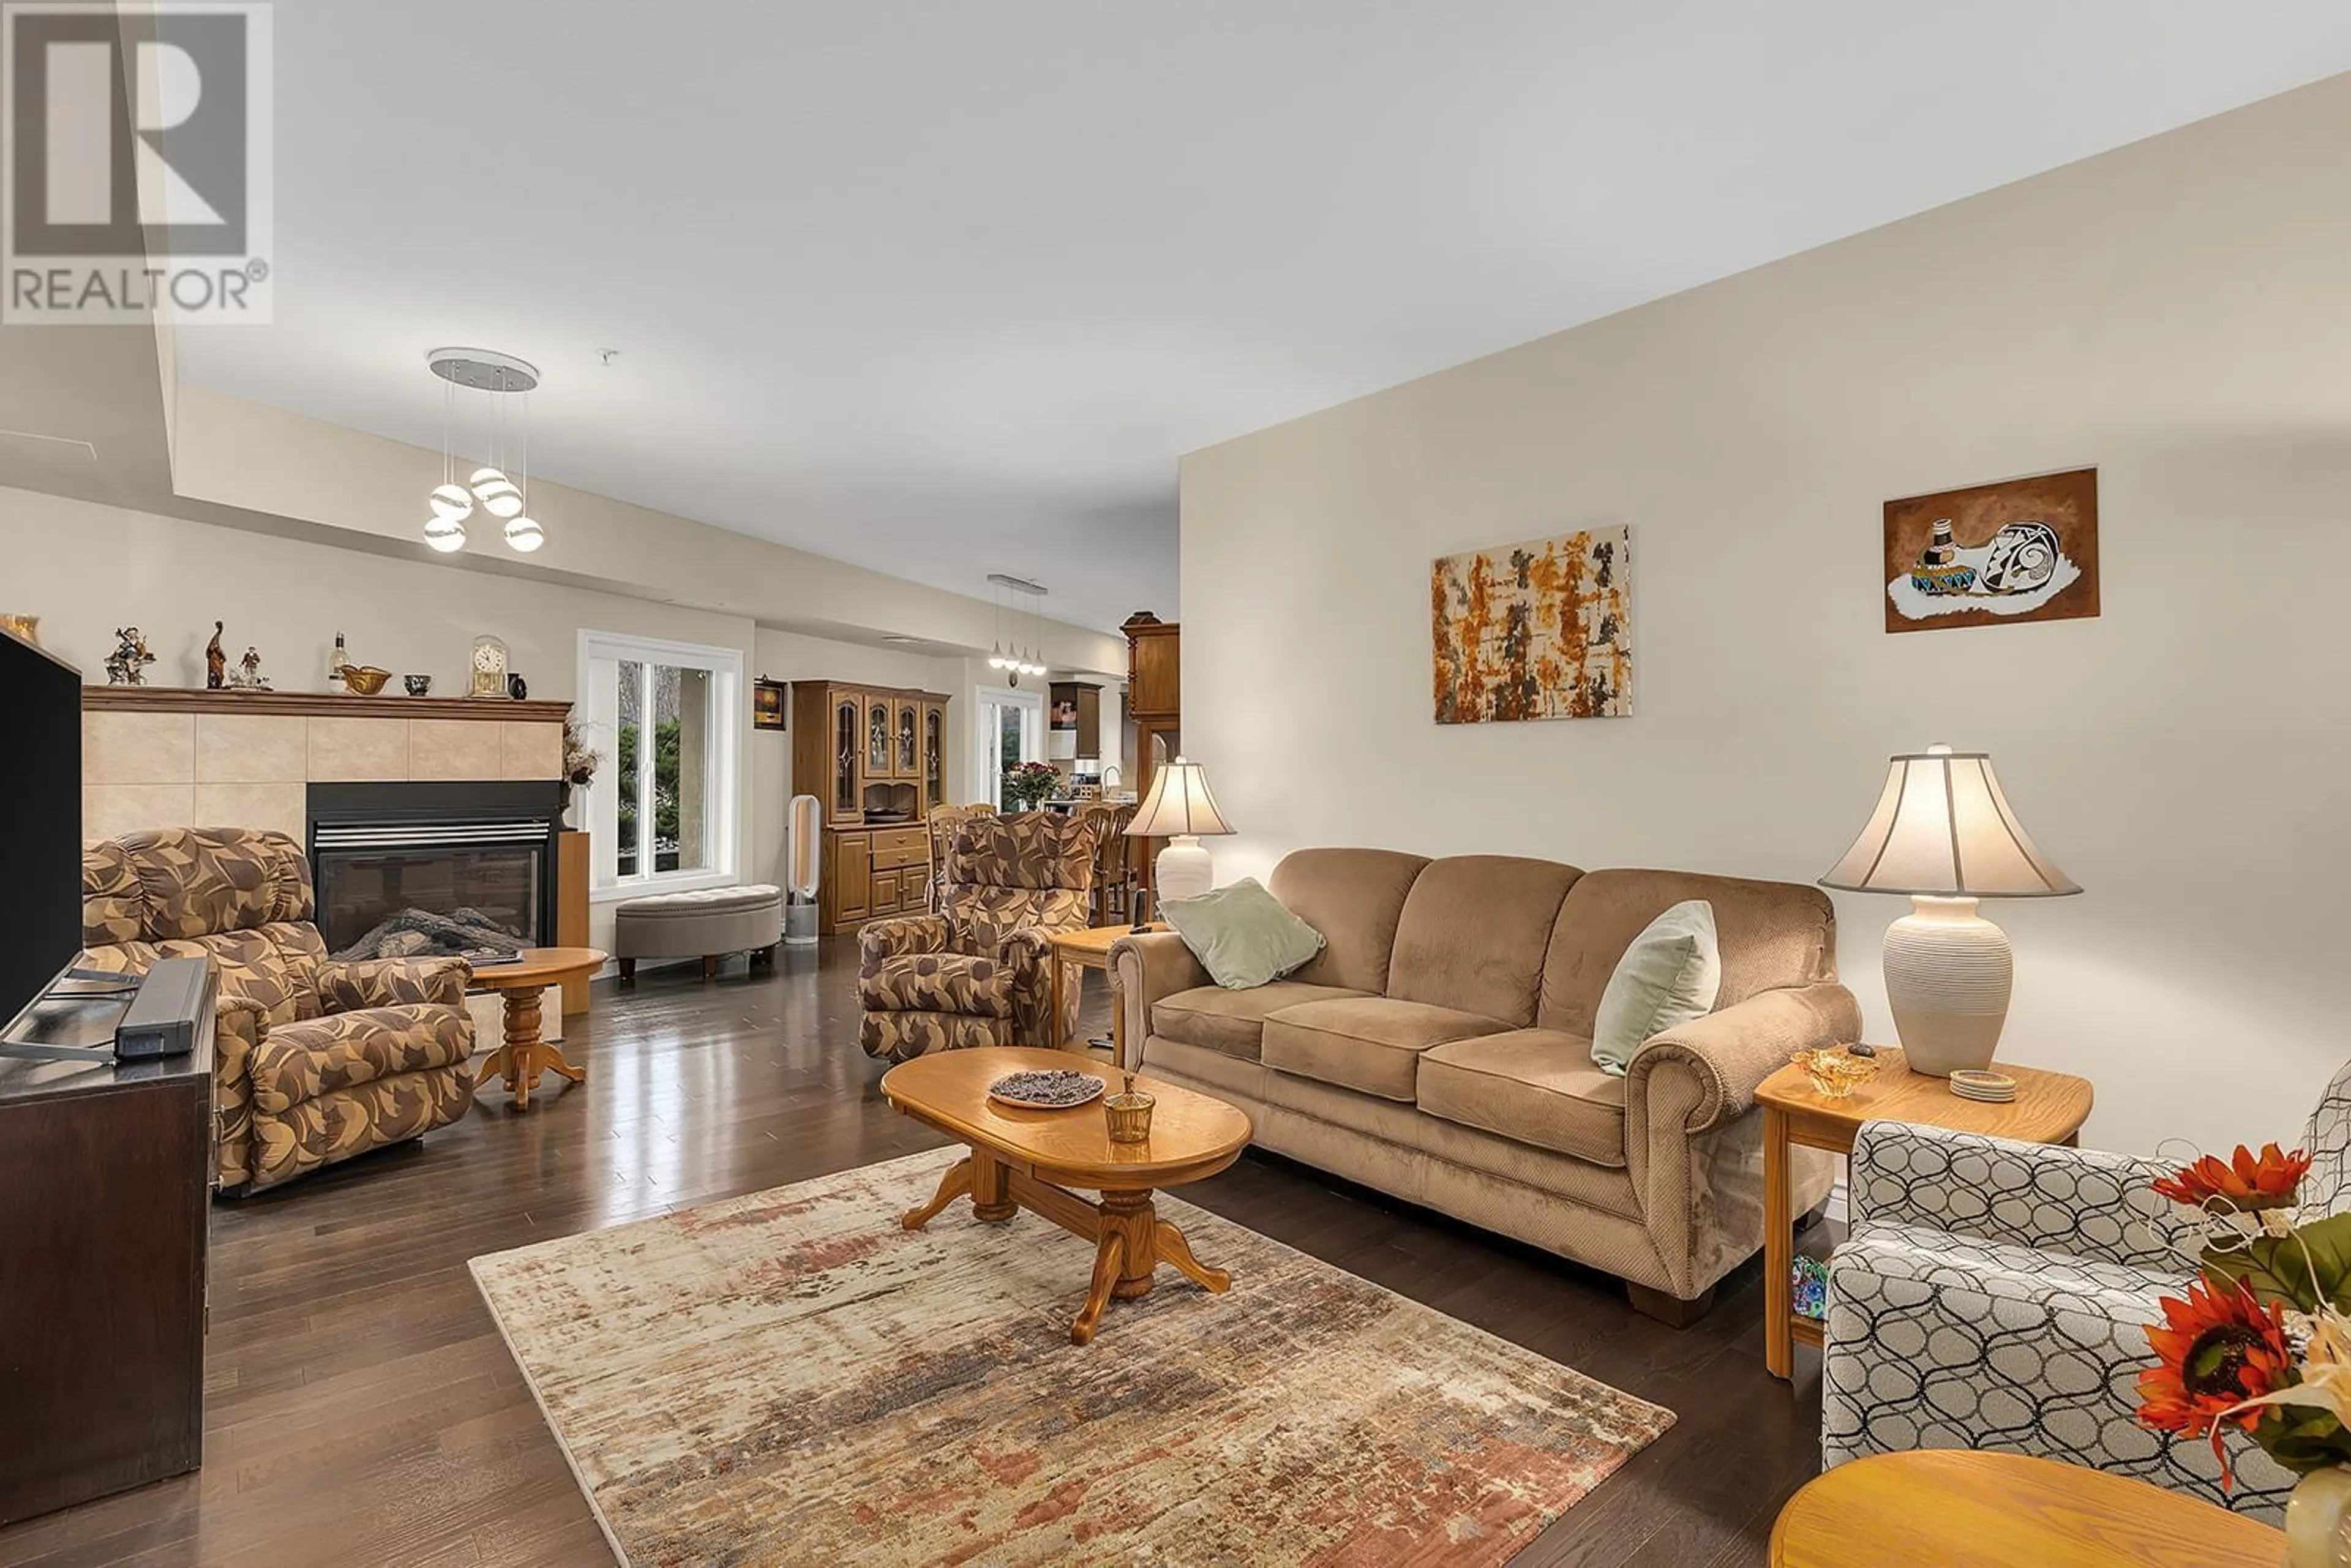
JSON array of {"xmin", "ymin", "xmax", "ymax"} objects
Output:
[
  {"xmin": 1125, "ymin": 756, "xmax": 1234, "ymax": 839},
  {"xmin": 1821, "ymin": 745, "xmax": 2079, "ymax": 898},
  {"xmin": 503, "ymin": 514, "xmax": 545, "ymax": 552}
]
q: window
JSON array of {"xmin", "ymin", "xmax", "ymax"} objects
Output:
[
  {"xmin": 973, "ymin": 686, "xmax": 1043, "ymax": 809},
  {"xmin": 579, "ymin": 631, "xmax": 743, "ymax": 896}
]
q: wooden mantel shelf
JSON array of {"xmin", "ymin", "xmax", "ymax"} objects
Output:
[{"xmin": 82, "ymin": 687, "xmax": 573, "ymax": 723}]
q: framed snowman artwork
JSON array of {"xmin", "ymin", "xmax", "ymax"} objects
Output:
[{"xmin": 1883, "ymin": 467, "xmax": 2099, "ymax": 633}]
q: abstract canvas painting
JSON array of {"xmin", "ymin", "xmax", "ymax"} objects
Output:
[
  {"xmin": 1433, "ymin": 526, "xmax": 1632, "ymax": 724},
  {"xmin": 1884, "ymin": 468, "xmax": 2099, "ymax": 632}
]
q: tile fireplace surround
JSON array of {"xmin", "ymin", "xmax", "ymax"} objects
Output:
[{"xmin": 79, "ymin": 689, "xmax": 569, "ymax": 844}]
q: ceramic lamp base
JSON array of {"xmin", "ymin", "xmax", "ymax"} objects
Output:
[
  {"xmin": 1883, "ymin": 895, "xmax": 2014, "ymax": 1076},
  {"xmin": 1154, "ymin": 835, "xmax": 1213, "ymax": 903}
]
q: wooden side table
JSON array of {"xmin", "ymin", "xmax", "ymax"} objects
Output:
[
  {"xmin": 1771, "ymin": 1450, "xmax": 2281, "ymax": 1566},
  {"xmin": 1757, "ymin": 1044, "xmax": 2092, "ymax": 1378},
  {"xmin": 1046, "ymin": 925, "xmax": 1134, "ymax": 1056},
  {"xmin": 471, "ymin": 947, "xmax": 607, "ymax": 1111}
]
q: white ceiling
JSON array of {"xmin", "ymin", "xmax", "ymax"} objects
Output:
[{"xmin": 175, "ymin": 3, "xmax": 2351, "ymax": 631}]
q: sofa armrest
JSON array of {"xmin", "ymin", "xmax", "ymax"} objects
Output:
[
  {"xmin": 1850, "ymin": 1120, "xmax": 2191, "ymax": 1269},
  {"xmin": 213, "ymin": 996, "xmax": 266, "ymax": 1192},
  {"xmin": 1109, "ymin": 930, "xmax": 1210, "ymax": 1060},
  {"xmin": 1628, "ymin": 981, "xmax": 1861, "ymax": 1135},
  {"xmin": 859, "ymin": 914, "xmax": 952, "ymax": 972},
  {"xmin": 318, "ymin": 956, "xmax": 471, "ymax": 1013}
]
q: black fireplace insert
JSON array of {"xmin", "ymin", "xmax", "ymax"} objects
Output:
[{"xmin": 306, "ymin": 782, "xmax": 566, "ymax": 961}]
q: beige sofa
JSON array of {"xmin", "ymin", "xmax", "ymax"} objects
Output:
[{"xmin": 1111, "ymin": 849, "xmax": 1858, "ymax": 1323}]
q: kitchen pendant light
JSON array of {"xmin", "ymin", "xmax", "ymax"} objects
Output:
[
  {"xmin": 424, "ymin": 348, "xmax": 544, "ymax": 553},
  {"xmin": 986, "ymin": 572, "xmax": 1050, "ymax": 678}
]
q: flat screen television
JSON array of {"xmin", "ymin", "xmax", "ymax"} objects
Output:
[{"xmin": 0, "ymin": 629, "xmax": 83, "ymax": 1037}]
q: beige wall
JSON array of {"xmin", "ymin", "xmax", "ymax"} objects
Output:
[
  {"xmin": 5, "ymin": 484, "xmax": 846, "ymax": 952},
  {"xmin": 1179, "ymin": 76, "xmax": 2351, "ymax": 1155}
]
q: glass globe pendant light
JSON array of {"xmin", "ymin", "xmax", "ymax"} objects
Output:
[{"xmin": 424, "ymin": 348, "xmax": 546, "ymax": 553}]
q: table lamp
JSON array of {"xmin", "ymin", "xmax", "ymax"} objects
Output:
[
  {"xmin": 1125, "ymin": 756, "xmax": 1233, "ymax": 904},
  {"xmin": 1819, "ymin": 744, "xmax": 2080, "ymax": 1076}
]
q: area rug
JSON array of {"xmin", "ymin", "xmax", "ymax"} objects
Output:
[{"xmin": 470, "ymin": 1151, "xmax": 1673, "ymax": 1567}]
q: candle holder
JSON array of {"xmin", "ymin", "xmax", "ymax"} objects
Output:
[{"xmin": 1104, "ymin": 1089, "xmax": 1155, "ymax": 1144}]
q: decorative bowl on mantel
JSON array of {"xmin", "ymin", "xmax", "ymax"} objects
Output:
[{"xmin": 338, "ymin": 665, "xmax": 394, "ymax": 696}]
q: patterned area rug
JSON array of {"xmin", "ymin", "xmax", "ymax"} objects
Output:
[{"xmin": 470, "ymin": 1152, "xmax": 1673, "ymax": 1567}]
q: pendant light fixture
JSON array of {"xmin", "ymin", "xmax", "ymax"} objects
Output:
[
  {"xmin": 986, "ymin": 573, "xmax": 1049, "ymax": 678},
  {"xmin": 424, "ymin": 348, "xmax": 544, "ymax": 554}
]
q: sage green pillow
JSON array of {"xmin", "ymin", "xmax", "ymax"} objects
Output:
[
  {"xmin": 1159, "ymin": 878, "xmax": 1326, "ymax": 990},
  {"xmin": 1591, "ymin": 899, "xmax": 1720, "ymax": 1076}
]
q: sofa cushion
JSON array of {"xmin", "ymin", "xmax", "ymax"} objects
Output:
[
  {"xmin": 247, "ymin": 1003, "xmax": 473, "ymax": 1115},
  {"xmin": 1384, "ymin": 856, "xmax": 1581, "ymax": 1027},
  {"xmin": 1417, "ymin": 1030, "xmax": 1630, "ymax": 1168},
  {"xmin": 1540, "ymin": 869, "xmax": 1836, "ymax": 1035},
  {"xmin": 1590, "ymin": 899, "xmax": 1720, "ymax": 1076},
  {"xmin": 1160, "ymin": 877, "xmax": 1327, "ymax": 989},
  {"xmin": 1268, "ymin": 847, "xmax": 1430, "ymax": 994},
  {"xmin": 1262, "ymin": 997, "xmax": 1510, "ymax": 1101},
  {"xmin": 1152, "ymin": 981, "xmax": 1371, "ymax": 1062}
]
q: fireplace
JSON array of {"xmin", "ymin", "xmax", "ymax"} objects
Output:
[{"xmin": 306, "ymin": 782, "xmax": 566, "ymax": 961}]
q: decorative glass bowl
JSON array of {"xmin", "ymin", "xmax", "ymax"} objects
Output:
[{"xmin": 1790, "ymin": 1046, "xmax": 1881, "ymax": 1099}]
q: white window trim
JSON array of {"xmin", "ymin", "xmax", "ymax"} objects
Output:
[
  {"xmin": 577, "ymin": 629, "xmax": 744, "ymax": 902},
  {"xmin": 971, "ymin": 683, "xmax": 1043, "ymax": 808}
]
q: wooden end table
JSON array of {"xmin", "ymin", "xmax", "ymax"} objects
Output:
[
  {"xmin": 880, "ymin": 1046, "xmax": 1251, "ymax": 1343},
  {"xmin": 1771, "ymin": 1450, "xmax": 2282, "ymax": 1566},
  {"xmin": 470, "ymin": 947, "xmax": 607, "ymax": 1111},
  {"xmin": 1047, "ymin": 924, "xmax": 1134, "ymax": 1055},
  {"xmin": 1757, "ymin": 1044, "xmax": 2091, "ymax": 1378}
]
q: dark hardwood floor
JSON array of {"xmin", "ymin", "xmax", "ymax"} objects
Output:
[{"xmin": 0, "ymin": 941, "xmax": 1825, "ymax": 1567}]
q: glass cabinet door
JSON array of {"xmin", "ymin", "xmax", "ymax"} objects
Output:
[
  {"xmin": 896, "ymin": 702, "xmax": 918, "ymax": 776},
  {"xmin": 923, "ymin": 705, "xmax": 944, "ymax": 795},
  {"xmin": 867, "ymin": 700, "xmax": 890, "ymax": 776},
  {"xmin": 833, "ymin": 698, "xmax": 858, "ymax": 817}
]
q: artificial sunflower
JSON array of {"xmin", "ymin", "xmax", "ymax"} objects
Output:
[
  {"xmin": 2138, "ymin": 1277, "xmax": 2295, "ymax": 1455},
  {"xmin": 2152, "ymin": 1142, "xmax": 2312, "ymax": 1213}
]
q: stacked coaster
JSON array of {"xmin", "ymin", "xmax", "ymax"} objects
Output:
[{"xmin": 1948, "ymin": 1068, "xmax": 2017, "ymax": 1104}]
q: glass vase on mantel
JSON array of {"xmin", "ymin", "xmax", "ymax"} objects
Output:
[{"xmin": 2288, "ymin": 1469, "xmax": 2351, "ymax": 1568}]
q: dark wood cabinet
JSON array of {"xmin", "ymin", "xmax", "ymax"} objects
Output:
[
  {"xmin": 0, "ymin": 1000, "xmax": 214, "ymax": 1526},
  {"xmin": 1122, "ymin": 614, "xmax": 1182, "ymax": 911},
  {"xmin": 789, "ymin": 681, "xmax": 952, "ymax": 934}
]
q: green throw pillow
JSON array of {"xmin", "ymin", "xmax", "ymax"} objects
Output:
[
  {"xmin": 1160, "ymin": 878, "xmax": 1327, "ymax": 990},
  {"xmin": 1590, "ymin": 899, "xmax": 1720, "ymax": 1076}
]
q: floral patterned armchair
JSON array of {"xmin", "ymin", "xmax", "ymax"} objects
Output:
[
  {"xmin": 82, "ymin": 827, "xmax": 476, "ymax": 1194},
  {"xmin": 860, "ymin": 811, "xmax": 1100, "ymax": 1062}
]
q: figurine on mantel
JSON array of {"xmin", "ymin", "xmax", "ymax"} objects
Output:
[
  {"xmin": 232, "ymin": 645, "xmax": 272, "ymax": 691},
  {"xmin": 204, "ymin": 621, "xmax": 227, "ymax": 689},
  {"xmin": 105, "ymin": 626, "xmax": 157, "ymax": 685}
]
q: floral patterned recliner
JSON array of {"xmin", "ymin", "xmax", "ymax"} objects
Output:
[
  {"xmin": 860, "ymin": 811, "xmax": 1100, "ymax": 1062},
  {"xmin": 82, "ymin": 827, "xmax": 477, "ymax": 1194}
]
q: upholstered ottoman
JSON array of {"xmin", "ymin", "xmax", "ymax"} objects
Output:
[{"xmin": 614, "ymin": 883, "xmax": 785, "ymax": 982}]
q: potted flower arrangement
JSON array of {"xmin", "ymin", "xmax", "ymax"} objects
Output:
[
  {"xmin": 1001, "ymin": 760, "xmax": 1060, "ymax": 811},
  {"xmin": 561, "ymin": 718, "xmax": 602, "ymax": 828},
  {"xmin": 2138, "ymin": 1141, "xmax": 2351, "ymax": 1562}
]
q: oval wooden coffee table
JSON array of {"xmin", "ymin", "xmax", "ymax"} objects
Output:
[
  {"xmin": 880, "ymin": 1046, "xmax": 1253, "ymax": 1345},
  {"xmin": 1771, "ymin": 1452, "xmax": 2285, "ymax": 1567},
  {"xmin": 470, "ymin": 947, "xmax": 606, "ymax": 1111}
]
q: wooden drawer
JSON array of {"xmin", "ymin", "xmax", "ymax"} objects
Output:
[{"xmin": 871, "ymin": 827, "xmax": 928, "ymax": 869}]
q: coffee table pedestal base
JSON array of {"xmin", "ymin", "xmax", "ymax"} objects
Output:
[{"xmin": 901, "ymin": 1153, "xmax": 1231, "ymax": 1344}]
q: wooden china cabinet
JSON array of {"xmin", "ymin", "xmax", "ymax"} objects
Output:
[
  {"xmin": 1122, "ymin": 613, "xmax": 1180, "ymax": 912},
  {"xmin": 789, "ymin": 681, "xmax": 951, "ymax": 934}
]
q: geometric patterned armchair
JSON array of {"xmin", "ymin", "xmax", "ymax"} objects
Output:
[
  {"xmin": 859, "ymin": 811, "xmax": 1099, "ymax": 1063},
  {"xmin": 1818, "ymin": 1065, "xmax": 2351, "ymax": 1525},
  {"xmin": 81, "ymin": 827, "xmax": 476, "ymax": 1195}
]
